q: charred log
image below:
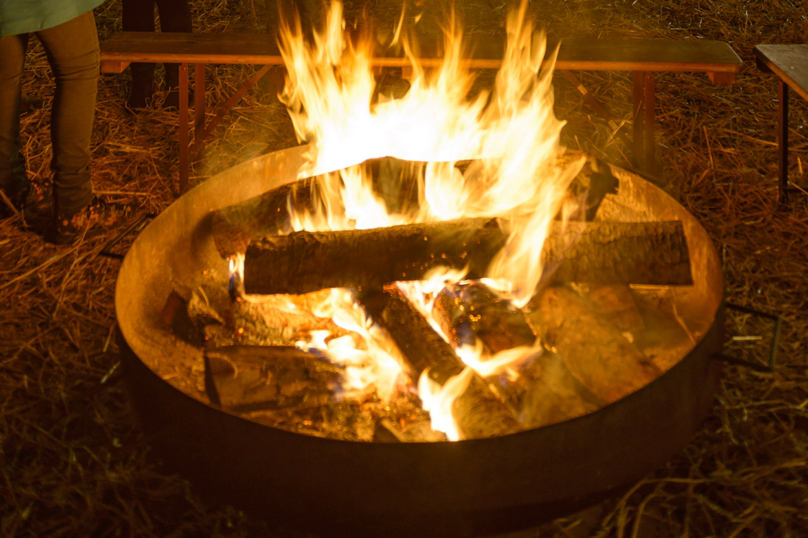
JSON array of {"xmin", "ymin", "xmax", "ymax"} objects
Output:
[
  {"xmin": 211, "ymin": 157, "xmax": 425, "ymax": 259},
  {"xmin": 204, "ymin": 345, "xmax": 345, "ymax": 413},
  {"xmin": 524, "ymin": 286, "xmax": 662, "ymax": 404},
  {"xmin": 360, "ymin": 286, "xmax": 524, "ymax": 439},
  {"xmin": 432, "ymin": 281, "xmax": 602, "ymax": 428},
  {"xmin": 433, "ymin": 281, "xmax": 536, "ymax": 354},
  {"xmin": 211, "ymin": 179, "xmax": 318, "ymax": 259},
  {"xmin": 576, "ymin": 284, "xmax": 645, "ymax": 334},
  {"xmin": 510, "ymin": 351, "xmax": 604, "ymax": 428},
  {"xmin": 243, "ymin": 219, "xmax": 692, "ymax": 295}
]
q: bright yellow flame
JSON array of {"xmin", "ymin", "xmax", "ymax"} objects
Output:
[
  {"xmin": 279, "ymin": 0, "xmax": 583, "ymax": 303},
  {"xmin": 299, "ymin": 288, "xmax": 404, "ymax": 401},
  {"xmin": 418, "ymin": 367, "xmax": 474, "ymax": 441},
  {"xmin": 272, "ymin": 0, "xmax": 584, "ymax": 437}
]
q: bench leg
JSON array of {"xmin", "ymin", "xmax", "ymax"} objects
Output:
[
  {"xmin": 644, "ymin": 72, "xmax": 656, "ymax": 175},
  {"xmin": 179, "ymin": 63, "xmax": 189, "ymax": 194},
  {"xmin": 195, "ymin": 63, "xmax": 206, "ymax": 139},
  {"xmin": 632, "ymin": 71, "xmax": 657, "ymax": 174},
  {"xmin": 778, "ymin": 80, "xmax": 790, "ymax": 205},
  {"xmin": 190, "ymin": 64, "xmax": 274, "ymax": 161},
  {"xmin": 632, "ymin": 71, "xmax": 645, "ymax": 170}
]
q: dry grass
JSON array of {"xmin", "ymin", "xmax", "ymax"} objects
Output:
[{"xmin": 1, "ymin": 0, "xmax": 806, "ymax": 536}]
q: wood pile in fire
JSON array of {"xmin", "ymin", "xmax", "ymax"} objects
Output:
[{"xmin": 162, "ymin": 155, "xmax": 699, "ymax": 442}]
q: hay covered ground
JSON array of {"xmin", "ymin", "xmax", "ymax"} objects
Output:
[{"xmin": 1, "ymin": 0, "xmax": 807, "ymax": 536}]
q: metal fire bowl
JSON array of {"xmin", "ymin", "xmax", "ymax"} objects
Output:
[{"xmin": 116, "ymin": 146, "xmax": 724, "ymax": 537}]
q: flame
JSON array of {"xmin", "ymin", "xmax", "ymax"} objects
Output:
[
  {"xmin": 267, "ymin": 0, "xmax": 584, "ymax": 438},
  {"xmin": 279, "ymin": 0, "xmax": 582, "ymax": 303},
  {"xmin": 418, "ymin": 367, "xmax": 474, "ymax": 442},
  {"xmin": 299, "ymin": 288, "xmax": 404, "ymax": 401}
]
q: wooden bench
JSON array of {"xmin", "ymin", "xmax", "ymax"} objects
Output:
[
  {"xmin": 754, "ymin": 44, "xmax": 808, "ymax": 205},
  {"xmin": 100, "ymin": 32, "xmax": 742, "ymax": 193}
]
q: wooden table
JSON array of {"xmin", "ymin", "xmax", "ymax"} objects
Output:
[
  {"xmin": 754, "ymin": 44, "xmax": 808, "ymax": 204},
  {"xmin": 101, "ymin": 33, "xmax": 742, "ymax": 193}
]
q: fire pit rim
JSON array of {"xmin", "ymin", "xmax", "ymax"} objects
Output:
[{"xmin": 115, "ymin": 147, "xmax": 725, "ymax": 536}]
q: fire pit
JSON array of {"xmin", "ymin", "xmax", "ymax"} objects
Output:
[
  {"xmin": 116, "ymin": 145, "xmax": 724, "ymax": 536},
  {"xmin": 115, "ymin": 3, "xmax": 724, "ymax": 535}
]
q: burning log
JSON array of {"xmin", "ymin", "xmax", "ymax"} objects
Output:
[
  {"xmin": 243, "ymin": 218, "xmax": 692, "ymax": 295},
  {"xmin": 577, "ymin": 284, "xmax": 645, "ymax": 334},
  {"xmin": 210, "ymin": 157, "xmax": 424, "ymax": 259},
  {"xmin": 432, "ymin": 281, "xmax": 603, "ymax": 428},
  {"xmin": 524, "ymin": 286, "xmax": 662, "ymax": 404},
  {"xmin": 211, "ymin": 179, "xmax": 317, "ymax": 259},
  {"xmin": 373, "ymin": 418, "xmax": 448, "ymax": 443},
  {"xmin": 182, "ymin": 284, "xmax": 348, "ymax": 348},
  {"xmin": 513, "ymin": 351, "xmax": 604, "ymax": 428},
  {"xmin": 204, "ymin": 345, "xmax": 345, "ymax": 413},
  {"xmin": 360, "ymin": 286, "xmax": 524, "ymax": 439},
  {"xmin": 433, "ymin": 281, "xmax": 537, "ymax": 354}
]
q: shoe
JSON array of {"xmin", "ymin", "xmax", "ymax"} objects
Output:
[
  {"xmin": 0, "ymin": 176, "xmax": 32, "ymax": 220},
  {"xmin": 126, "ymin": 77, "xmax": 154, "ymax": 111},
  {"xmin": 46, "ymin": 197, "xmax": 132, "ymax": 245}
]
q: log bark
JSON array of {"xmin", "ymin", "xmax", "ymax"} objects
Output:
[
  {"xmin": 433, "ymin": 281, "xmax": 537, "ymax": 354},
  {"xmin": 511, "ymin": 351, "xmax": 604, "ymax": 428},
  {"xmin": 210, "ymin": 157, "xmax": 424, "ymax": 259},
  {"xmin": 578, "ymin": 284, "xmax": 645, "ymax": 334},
  {"xmin": 243, "ymin": 218, "xmax": 692, "ymax": 295},
  {"xmin": 211, "ymin": 179, "xmax": 317, "ymax": 259},
  {"xmin": 204, "ymin": 345, "xmax": 344, "ymax": 413},
  {"xmin": 360, "ymin": 286, "xmax": 524, "ymax": 439},
  {"xmin": 524, "ymin": 286, "xmax": 663, "ymax": 404},
  {"xmin": 431, "ymin": 281, "xmax": 602, "ymax": 428}
]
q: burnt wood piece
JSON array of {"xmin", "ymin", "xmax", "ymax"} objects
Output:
[
  {"xmin": 243, "ymin": 219, "xmax": 692, "ymax": 295},
  {"xmin": 361, "ymin": 287, "xmax": 524, "ymax": 439},
  {"xmin": 433, "ymin": 281, "xmax": 536, "ymax": 354},
  {"xmin": 431, "ymin": 281, "xmax": 602, "ymax": 428},
  {"xmin": 211, "ymin": 158, "xmax": 425, "ymax": 259},
  {"xmin": 204, "ymin": 345, "xmax": 344, "ymax": 413},
  {"xmin": 211, "ymin": 179, "xmax": 316, "ymax": 259},
  {"xmin": 512, "ymin": 351, "xmax": 604, "ymax": 429},
  {"xmin": 213, "ymin": 152, "xmax": 602, "ymax": 260},
  {"xmin": 524, "ymin": 286, "xmax": 663, "ymax": 404},
  {"xmin": 579, "ymin": 284, "xmax": 645, "ymax": 334}
]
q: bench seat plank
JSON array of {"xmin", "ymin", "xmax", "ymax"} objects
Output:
[
  {"xmin": 754, "ymin": 44, "xmax": 808, "ymax": 102},
  {"xmin": 556, "ymin": 38, "xmax": 742, "ymax": 74},
  {"xmin": 101, "ymin": 32, "xmax": 282, "ymax": 72},
  {"xmin": 100, "ymin": 32, "xmax": 742, "ymax": 75},
  {"xmin": 99, "ymin": 31, "xmax": 741, "ymax": 192}
]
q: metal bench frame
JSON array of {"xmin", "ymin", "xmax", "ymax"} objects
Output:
[{"xmin": 101, "ymin": 32, "xmax": 742, "ymax": 193}]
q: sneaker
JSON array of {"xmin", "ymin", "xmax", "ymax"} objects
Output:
[
  {"xmin": 126, "ymin": 77, "xmax": 154, "ymax": 111},
  {"xmin": 46, "ymin": 197, "xmax": 132, "ymax": 245},
  {"xmin": 0, "ymin": 176, "xmax": 33, "ymax": 220}
]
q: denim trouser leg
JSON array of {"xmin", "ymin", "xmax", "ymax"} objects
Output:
[
  {"xmin": 37, "ymin": 11, "xmax": 99, "ymax": 217},
  {"xmin": 0, "ymin": 34, "xmax": 29, "ymax": 207}
]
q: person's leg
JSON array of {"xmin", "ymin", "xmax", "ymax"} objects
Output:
[
  {"xmin": 155, "ymin": 0, "xmax": 192, "ymax": 108},
  {"xmin": 122, "ymin": 0, "xmax": 157, "ymax": 108},
  {"xmin": 0, "ymin": 34, "xmax": 30, "ymax": 214},
  {"xmin": 36, "ymin": 10, "xmax": 99, "ymax": 219}
]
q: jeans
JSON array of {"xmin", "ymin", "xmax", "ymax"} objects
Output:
[
  {"xmin": 122, "ymin": 0, "xmax": 192, "ymax": 88},
  {"xmin": 0, "ymin": 10, "xmax": 98, "ymax": 217}
]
